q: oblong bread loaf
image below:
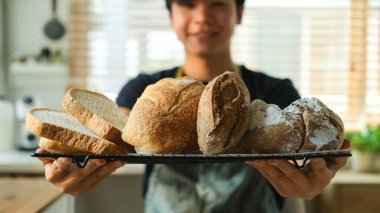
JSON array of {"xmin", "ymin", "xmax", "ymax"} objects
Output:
[
  {"xmin": 26, "ymin": 108, "xmax": 126, "ymax": 155},
  {"xmin": 197, "ymin": 71, "xmax": 250, "ymax": 154},
  {"xmin": 62, "ymin": 88, "xmax": 130, "ymax": 148}
]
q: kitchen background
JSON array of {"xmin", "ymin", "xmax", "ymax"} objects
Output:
[{"xmin": 0, "ymin": 0, "xmax": 379, "ymax": 212}]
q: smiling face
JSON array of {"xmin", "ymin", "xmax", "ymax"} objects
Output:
[{"xmin": 170, "ymin": 0, "xmax": 242, "ymax": 57}]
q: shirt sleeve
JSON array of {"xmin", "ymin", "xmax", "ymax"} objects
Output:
[
  {"xmin": 116, "ymin": 74, "xmax": 152, "ymax": 109},
  {"xmin": 264, "ymin": 78, "xmax": 301, "ymax": 109}
]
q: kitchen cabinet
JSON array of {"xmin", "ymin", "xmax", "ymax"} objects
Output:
[{"xmin": 314, "ymin": 171, "xmax": 380, "ymax": 213}]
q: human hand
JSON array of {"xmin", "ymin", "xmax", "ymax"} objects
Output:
[
  {"xmin": 245, "ymin": 139, "xmax": 351, "ymax": 200},
  {"xmin": 36, "ymin": 148, "xmax": 126, "ymax": 195}
]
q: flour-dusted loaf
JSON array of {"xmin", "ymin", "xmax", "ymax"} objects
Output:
[
  {"xmin": 26, "ymin": 108, "xmax": 127, "ymax": 155},
  {"xmin": 286, "ymin": 97, "xmax": 345, "ymax": 152},
  {"xmin": 39, "ymin": 137, "xmax": 92, "ymax": 155},
  {"xmin": 122, "ymin": 77, "xmax": 205, "ymax": 154},
  {"xmin": 240, "ymin": 97, "xmax": 344, "ymax": 153},
  {"xmin": 237, "ymin": 99, "xmax": 304, "ymax": 153},
  {"xmin": 62, "ymin": 88, "xmax": 133, "ymax": 152},
  {"xmin": 197, "ymin": 71, "xmax": 250, "ymax": 154}
]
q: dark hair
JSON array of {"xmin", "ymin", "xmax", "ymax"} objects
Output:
[{"xmin": 165, "ymin": 0, "xmax": 245, "ymax": 12}]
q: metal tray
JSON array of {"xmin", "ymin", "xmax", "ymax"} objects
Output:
[{"xmin": 31, "ymin": 149, "xmax": 351, "ymax": 169}]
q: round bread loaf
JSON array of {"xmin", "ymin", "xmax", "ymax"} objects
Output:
[
  {"xmin": 237, "ymin": 99, "xmax": 304, "ymax": 153},
  {"xmin": 240, "ymin": 97, "xmax": 344, "ymax": 153},
  {"xmin": 122, "ymin": 77, "xmax": 205, "ymax": 154},
  {"xmin": 286, "ymin": 97, "xmax": 344, "ymax": 152},
  {"xmin": 197, "ymin": 71, "xmax": 250, "ymax": 154}
]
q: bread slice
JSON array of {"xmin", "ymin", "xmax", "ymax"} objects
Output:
[
  {"xmin": 62, "ymin": 88, "xmax": 129, "ymax": 146},
  {"xmin": 26, "ymin": 108, "xmax": 127, "ymax": 155},
  {"xmin": 39, "ymin": 137, "xmax": 92, "ymax": 155}
]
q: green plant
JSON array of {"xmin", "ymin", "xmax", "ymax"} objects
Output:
[{"xmin": 346, "ymin": 126, "xmax": 380, "ymax": 153}]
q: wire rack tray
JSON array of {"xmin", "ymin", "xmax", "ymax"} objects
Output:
[{"xmin": 31, "ymin": 149, "xmax": 351, "ymax": 169}]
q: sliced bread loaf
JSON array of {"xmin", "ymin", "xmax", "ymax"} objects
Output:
[
  {"xmin": 62, "ymin": 88, "xmax": 128, "ymax": 144},
  {"xmin": 26, "ymin": 108, "xmax": 127, "ymax": 155},
  {"xmin": 39, "ymin": 137, "xmax": 92, "ymax": 155}
]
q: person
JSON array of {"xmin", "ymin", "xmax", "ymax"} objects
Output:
[{"xmin": 36, "ymin": 0, "xmax": 350, "ymax": 212}]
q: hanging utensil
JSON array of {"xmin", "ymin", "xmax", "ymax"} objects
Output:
[{"xmin": 44, "ymin": 0, "xmax": 65, "ymax": 40}]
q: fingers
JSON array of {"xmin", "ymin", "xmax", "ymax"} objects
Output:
[
  {"xmin": 246, "ymin": 160, "xmax": 298, "ymax": 197},
  {"xmin": 306, "ymin": 158, "xmax": 332, "ymax": 197},
  {"xmin": 246, "ymin": 158, "xmax": 333, "ymax": 199},
  {"xmin": 64, "ymin": 161, "xmax": 126, "ymax": 195},
  {"xmin": 268, "ymin": 160, "xmax": 311, "ymax": 189},
  {"xmin": 264, "ymin": 160, "xmax": 314, "ymax": 198},
  {"xmin": 341, "ymin": 139, "xmax": 351, "ymax": 149},
  {"xmin": 36, "ymin": 148, "xmax": 54, "ymax": 165},
  {"xmin": 59, "ymin": 159, "xmax": 106, "ymax": 187},
  {"xmin": 45, "ymin": 158, "xmax": 73, "ymax": 183}
]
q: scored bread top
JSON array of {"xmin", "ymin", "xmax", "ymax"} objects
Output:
[
  {"xmin": 284, "ymin": 97, "xmax": 344, "ymax": 151},
  {"xmin": 26, "ymin": 108, "xmax": 126, "ymax": 155},
  {"xmin": 62, "ymin": 88, "xmax": 128, "ymax": 144},
  {"xmin": 197, "ymin": 71, "xmax": 251, "ymax": 154}
]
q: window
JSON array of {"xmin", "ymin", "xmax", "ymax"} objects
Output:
[{"xmin": 69, "ymin": 0, "xmax": 380, "ymax": 130}]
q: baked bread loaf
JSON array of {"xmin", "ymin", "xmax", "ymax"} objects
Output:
[
  {"xmin": 62, "ymin": 88, "xmax": 133, "ymax": 152},
  {"xmin": 239, "ymin": 97, "xmax": 344, "ymax": 153},
  {"xmin": 286, "ymin": 97, "xmax": 345, "ymax": 152},
  {"xmin": 197, "ymin": 71, "xmax": 250, "ymax": 154},
  {"xmin": 122, "ymin": 77, "xmax": 205, "ymax": 154},
  {"xmin": 26, "ymin": 108, "xmax": 127, "ymax": 155},
  {"xmin": 39, "ymin": 137, "xmax": 92, "ymax": 154},
  {"xmin": 237, "ymin": 99, "xmax": 304, "ymax": 153}
]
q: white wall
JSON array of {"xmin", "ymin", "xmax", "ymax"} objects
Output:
[{"xmin": 6, "ymin": 0, "xmax": 69, "ymax": 59}]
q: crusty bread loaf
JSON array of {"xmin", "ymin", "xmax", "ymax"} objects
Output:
[
  {"xmin": 122, "ymin": 77, "xmax": 205, "ymax": 154},
  {"xmin": 26, "ymin": 108, "xmax": 127, "ymax": 155},
  {"xmin": 286, "ymin": 97, "xmax": 345, "ymax": 152},
  {"xmin": 240, "ymin": 97, "xmax": 344, "ymax": 153},
  {"xmin": 62, "ymin": 88, "xmax": 131, "ymax": 151},
  {"xmin": 237, "ymin": 99, "xmax": 304, "ymax": 153},
  {"xmin": 39, "ymin": 137, "xmax": 92, "ymax": 154},
  {"xmin": 197, "ymin": 71, "xmax": 250, "ymax": 154}
]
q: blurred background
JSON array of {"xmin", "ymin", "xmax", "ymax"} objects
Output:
[{"xmin": 0, "ymin": 0, "xmax": 379, "ymax": 212}]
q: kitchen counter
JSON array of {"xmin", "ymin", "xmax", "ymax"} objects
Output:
[
  {"xmin": 332, "ymin": 170, "xmax": 380, "ymax": 184},
  {"xmin": 0, "ymin": 150, "xmax": 145, "ymax": 175},
  {"xmin": 314, "ymin": 170, "xmax": 380, "ymax": 213},
  {"xmin": 0, "ymin": 150, "xmax": 145, "ymax": 212},
  {"xmin": 0, "ymin": 177, "xmax": 63, "ymax": 212}
]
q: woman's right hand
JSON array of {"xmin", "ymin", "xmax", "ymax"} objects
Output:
[{"xmin": 36, "ymin": 148, "xmax": 126, "ymax": 195}]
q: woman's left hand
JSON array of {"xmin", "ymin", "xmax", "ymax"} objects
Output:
[{"xmin": 245, "ymin": 139, "xmax": 350, "ymax": 200}]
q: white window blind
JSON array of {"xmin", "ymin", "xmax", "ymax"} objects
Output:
[{"xmin": 69, "ymin": 0, "xmax": 380, "ymax": 130}]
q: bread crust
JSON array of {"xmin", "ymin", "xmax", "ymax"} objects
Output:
[
  {"xmin": 286, "ymin": 98, "xmax": 345, "ymax": 151},
  {"xmin": 197, "ymin": 71, "xmax": 250, "ymax": 154},
  {"xmin": 122, "ymin": 78, "xmax": 205, "ymax": 154},
  {"xmin": 26, "ymin": 108, "xmax": 126, "ymax": 155},
  {"xmin": 241, "ymin": 98, "xmax": 344, "ymax": 153},
  {"xmin": 237, "ymin": 100, "xmax": 303, "ymax": 153},
  {"xmin": 39, "ymin": 138, "xmax": 92, "ymax": 154},
  {"xmin": 62, "ymin": 88, "xmax": 133, "ymax": 152}
]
